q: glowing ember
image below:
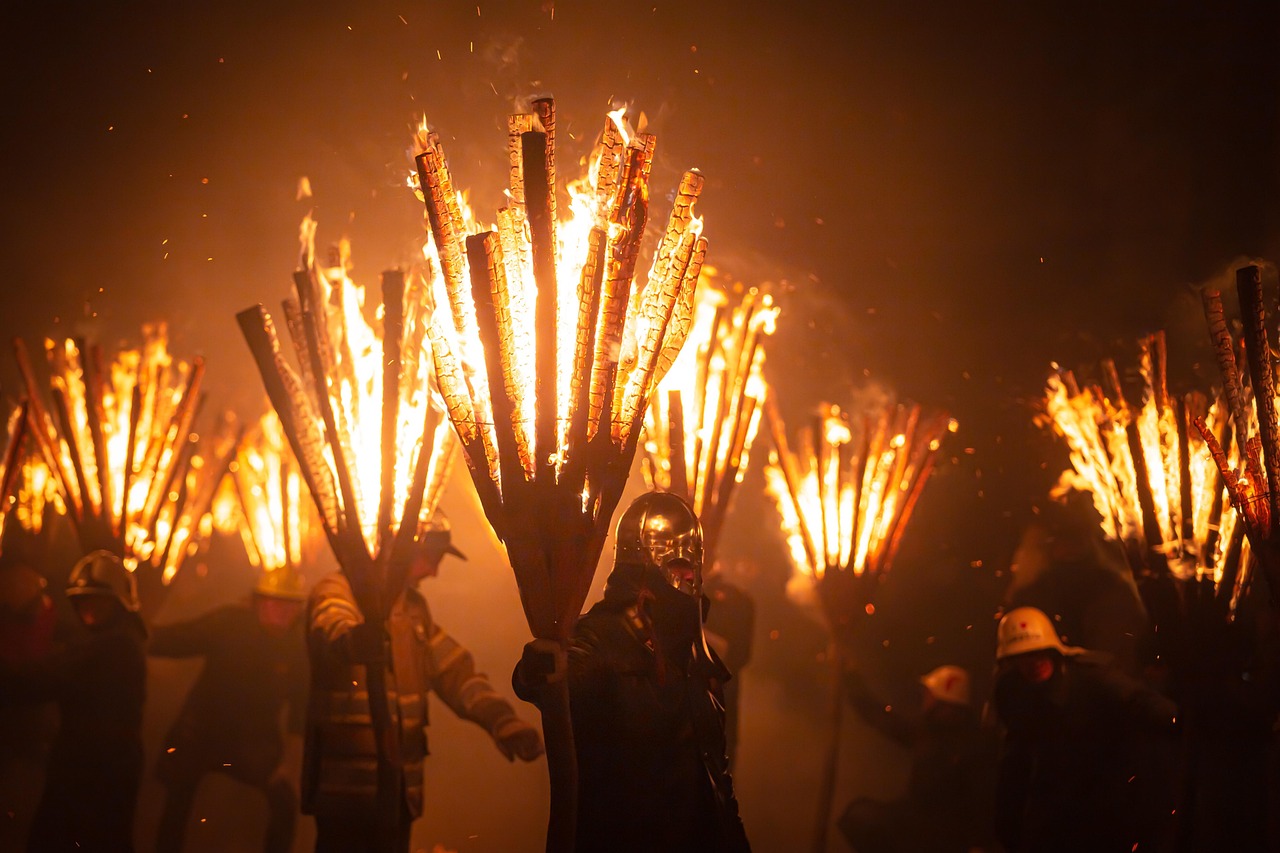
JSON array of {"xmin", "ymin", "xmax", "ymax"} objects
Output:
[
  {"xmin": 765, "ymin": 400, "xmax": 955, "ymax": 594},
  {"xmin": 641, "ymin": 272, "xmax": 777, "ymax": 562},
  {"xmin": 12, "ymin": 324, "xmax": 237, "ymax": 580},
  {"xmin": 1040, "ymin": 330, "xmax": 1249, "ymax": 606},
  {"xmin": 418, "ymin": 98, "xmax": 706, "ymax": 640}
]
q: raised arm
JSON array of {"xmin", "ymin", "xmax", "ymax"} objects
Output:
[{"xmin": 148, "ymin": 606, "xmax": 235, "ymax": 658}]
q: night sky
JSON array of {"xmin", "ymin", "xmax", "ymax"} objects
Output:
[{"xmin": 2, "ymin": 2, "xmax": 1278, "ymax": 850}]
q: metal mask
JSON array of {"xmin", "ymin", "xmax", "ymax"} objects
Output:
[{"xmin": 615, "ymin": 492, "xmax": 703, "ymax": 596}]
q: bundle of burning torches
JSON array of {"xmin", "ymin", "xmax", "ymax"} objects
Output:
[
  {"xmin": 1041, "ymin": 330, "xmax": 1251, "ymax": 615},
  {"xmin": 1195, "ymin": 264, "xmax": 1280, "ymax": 615},
  {"xmin": 9, "ymin": 325, "xmax": 239, "ymax": 583},
  {"xmin": 641, "ymin": 274, "xmax": 777, "ymax": 567},
  {"xmin": 766, "ymin": 399, "xmax": 957, "ymax": 626}
]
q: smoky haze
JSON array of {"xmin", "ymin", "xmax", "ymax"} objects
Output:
[{"xmin": 1, "ymin": 1, "xmax": 1277, "ymax": 851}]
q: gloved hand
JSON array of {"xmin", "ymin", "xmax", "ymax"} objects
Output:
[
  {"xmin": 516, "ymin": 638, "xmax": 567, "ymax": 690},
  {"xmin": 493, "ymin": 717, "xmax": 545, "ymax": 762}
]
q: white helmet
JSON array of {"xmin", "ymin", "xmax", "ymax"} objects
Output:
[
  {"xmin": 996, "ymin": 606, "xmax": 1080, "ymax": 660},
  {"xmin": 919, "ymin": 665, "xmax": 971, "ymax": 707}
]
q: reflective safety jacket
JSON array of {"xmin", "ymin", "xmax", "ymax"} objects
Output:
[{"xmin": 301, "ymin": 572, "xmax": 522, "ymax": 818}]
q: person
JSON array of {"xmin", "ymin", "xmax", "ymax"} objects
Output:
[
  {"xmin": 0, "ymin": 562, "xmax": 60, "ymax": 850},
  {"xmin": 514, "ymin": 491, "xmax": 752, "ymax": 852},
  {"xmin": 149, "ymin": 566, "xmax": 311, "ymax": 853},
  {"xmin": 0, "ymin": 563, "xmax": 55, "ymax": 666},
  {"xmin": 837, "ymin": 663, "xmax": 997, "ymax": 853},
  {"xmin": 992, "ymin": 606, "xmax": 1179, "ymax": 853},
  {"xmin": 0, "ymin": 550, "xmax": 148, "ymax": 852},
  {"xmin": 702, "ymin": 561, "xmax": 756, "ymax": 767},
  {"xmin": 302, "ymin": 514, "xmax": 544, "ymax": 853}
]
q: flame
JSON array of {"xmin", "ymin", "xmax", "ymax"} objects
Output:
[
  {"xmin": 641, "ymin": 271, "xmax": 778, "ymax": 555},
  {"xmin": 213, "ymin": 410, "xmax": 319, "ymax": 573},
  {"xmin": 765, "ymin": 401, "xmax": 952, "ymax": 586},
  {"xmin": 1040, "ymin": 332, "xmax": 1249, "ymax": 606},
  {"xmin": 284, "ymin": 219, "xmax": 459, "ymax": 559}
]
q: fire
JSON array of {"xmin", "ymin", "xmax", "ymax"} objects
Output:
[
  {"xmin": 417, "ymin": 98, "xmax": 706, "ymax": 639},
  {"xmin": 641, "ymin": 272, "xmax": 777, "ymax": 559},
  {"xmin": 1039, "ymin": 331, "xmax": 1249, "ymax": 604},
  {"xmin": 238, "ymin": 214, "xmax": 459, "ymax": 575},
  {"xmin": 765, "ymin": 400, "xmax": 955, "ymax": 586},
  {"xmin": 213, "ymin": 410, "xmax": 321, "ymax": 573},
  {"xmin": 13, "ymin": 324, "xmax": 238, "ymax": 580}
]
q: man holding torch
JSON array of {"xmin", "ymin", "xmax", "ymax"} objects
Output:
[
  {"xmin": 302, "ymin": 515, "xmax": 544, "ymax": 852},
  {"xmin": 514, "ymin": 491, "xmax": 752, "ymax": 852}
]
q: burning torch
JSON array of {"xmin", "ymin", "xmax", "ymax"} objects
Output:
[
  {"xmin": 239, "ymin": 214, "xmax": 457, "ymax": 850},
  {"xmin": 1040, "ymin": 329, "xmax": 1250, "ymax": 618},
  {"xmin": 641, "ymin": 274, "xmax": 778, "ymax": 569},
  {"xmin": 12, "ymin": 324, "xmax": 239, "ymax": 596},
  {"xmin": 416, "ymin": 98, "xmax": 705, "ymax": 852},
  {"xmin": 765, "ymin": 398, "xmax": 954, "ymax": 853},
  {"xmin": 213, "ymin": 409, "xmax": 332, "ymax": 594}
]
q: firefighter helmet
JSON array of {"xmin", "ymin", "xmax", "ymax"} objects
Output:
[
  {"xmin": 615, "ymin": 491, "xmax": 703, "ymax": 596},
  {"xmin": 919, "ymin": 665, "xmax": 971, "ymax": 707},
  {"xmin": 996, "ymin": 606, "xmax": 1078, "ymax": 660},
  {"xmin": 416, "ymin": 512, "xmax": 467, "ymax": 561},
  {"xmin": 254, "ymin": 566, "xmax": 306, "ymax": 601},
  {"xmin": 65, "ymin": 550, "xmax": 139, "ymax": 613}
]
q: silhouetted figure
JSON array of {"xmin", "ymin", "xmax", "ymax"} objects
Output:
[
  {"xmin": 0, "ymin": 550, "xmax": 147, "ymax": 852},
  {"xmin": 0, "ymin": 562, "xmax": 59, "ymax": 849},
  {"xmin": 993, "ymin": 606, "xmax": 1178, "ymax": 853},
  {"xmin": 515, "ymin": 492, "xmax": 751, "ymax": 853},
  {"xmin": 838, "ymin": 664, "xmax": 997, "ymax": 853},
  {"xmin": 703, "ymin": 565, "xmax": 756, "ymax": 767},
  {"xmin": 149, "ymin": 569, "xmax": 309, "ymax": 853},
  {"xmin": 0, "ymin": 563, "xmax": 55, "ymax": 667},
  {"xmin": 303, "ymin": 517, "xmax": 543, "ymax": 853}
]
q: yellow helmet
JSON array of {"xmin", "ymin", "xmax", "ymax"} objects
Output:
[
  {"xmin": 254, "ymin": 566, "xmax": 306, "ymax": 601},
  {"xmin": 996, "ymin": 606, "xmax": 1078, "ymax": 660},
  {"xmin": 919, "ymin": 665, "xmax": 971, "ymax": 707}
]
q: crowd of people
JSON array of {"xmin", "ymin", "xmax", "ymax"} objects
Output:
[{"xmin": 0, "ymin": 488, "xmax": 1276, "ymax": 851}]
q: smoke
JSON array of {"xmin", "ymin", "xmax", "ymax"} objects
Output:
[{"xmin": 1160, "ymin": 256, "xmax": 1280, "ymax": 388}]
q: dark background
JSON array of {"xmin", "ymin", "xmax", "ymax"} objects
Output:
[{"xmin": 1, "ymin": 1, "xmax": 1278, "ymax": 850}]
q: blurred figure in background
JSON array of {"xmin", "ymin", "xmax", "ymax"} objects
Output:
[
  {"xmin": 837, "ymin": 663, "xmax": 997, "ymax": 852},
  {"xmin": 0, "ymin": 561, "xmax": 59, "ymax": 848},
  {"xmin": 703, "ymin": 560, "xmax": 756, "ymax": 767},
  {"xmin": 149, "ymin": 565, "xmax": 310, "ymax": 853},
  {"xmin": 515, "ymin": 491, "xmax": 751, "ymax": 852},
  {"xmin": 303, "ymin": 516, "xmax": 543, "ymax": 853},
  {"xmin": 993, "ymin": 606, "xmax": 1178, "ymax": 853},
  {"xmin": 0, "ymin": 550, "xmax": 148, "ymax": 852},
  {"xmin": 0, "ymin": 563, "xmax": 55, "ymax": 667}
]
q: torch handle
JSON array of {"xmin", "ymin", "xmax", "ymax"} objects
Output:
[{"xmin": 539, "ymin": 668, "xmax": 578, "ymax": 853}]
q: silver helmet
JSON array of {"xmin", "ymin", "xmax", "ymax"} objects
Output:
[{"xmin": 614, "ymin": 492, "xmax": 703, "ymax": 596}]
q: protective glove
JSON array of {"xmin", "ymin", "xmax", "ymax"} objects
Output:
[
  {"xmin": 493, "ymin": 717, "xmax": 545, "ymax": 762},
  {"xmin": 516, "ymin": 638, "xmax": 567, "ymax": 690}
]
